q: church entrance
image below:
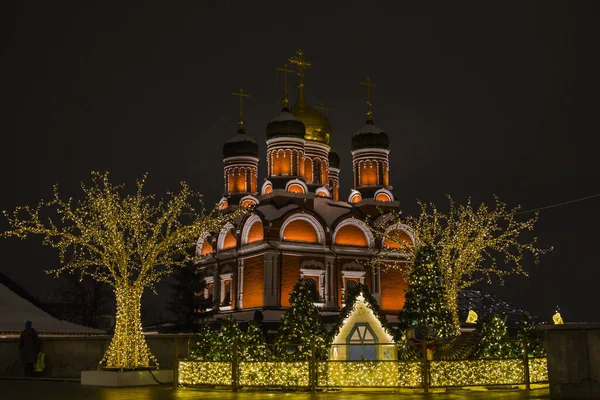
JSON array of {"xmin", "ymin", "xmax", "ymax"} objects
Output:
[{"xmin": 346, "ymin": 323, "xmax": 377, "ymax": 360}]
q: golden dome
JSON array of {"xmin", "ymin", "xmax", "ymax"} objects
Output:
[{"xmin": 291, "ymin": 86, "xmax": 332, "ymax": 146}]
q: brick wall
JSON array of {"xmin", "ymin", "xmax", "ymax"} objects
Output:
[{"xmin": 243, "ymin": 255, "xmax": 264, "ymax": 308}]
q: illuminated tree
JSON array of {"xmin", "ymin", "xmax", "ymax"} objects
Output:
[
  {"xmin": 1, "ymin": 172, "xmax": 242, "ymax": 368},
  {"xmin": 275, "ymin": 279, "xmax": 328, "ymax": 360},
  {"xmin": 476, "ymin": 315, "xmax": 513, "ymax": 359},
  {"xmin": 397, "ymin": 246, "xmax": 455, "ymax": 338},
  {"xmin": 374, "ymin": 196, "xmax": 550, "ymax": 330}
]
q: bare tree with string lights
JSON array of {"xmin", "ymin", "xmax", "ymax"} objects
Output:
[
  {"xmin": 372, "ymin": 195, "xmax": 551, "ymax": 332},
  {"xmin": 2, "ymin": 171, "xmax": 244, "ymax": 369}
]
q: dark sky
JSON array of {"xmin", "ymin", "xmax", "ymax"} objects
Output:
[{"xmin": 1, "ymin": 1, "xmax": 599, "ymax": 323}]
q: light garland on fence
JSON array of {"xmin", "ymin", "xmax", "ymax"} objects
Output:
[{"xmin": 178, "ymin": 358, "xmax": 548, "ymax": 388}]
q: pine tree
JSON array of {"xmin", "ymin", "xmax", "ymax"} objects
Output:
[
  {"xmin": 476, "ymin": 315, "xmax": 513, "ymax": 358},
  {"xmin": 275, "ymin": 279, "xmax": 328, "ymax": 360},
  {"xmin": 189, "ymin": 323, "xmax": 214, "ymax": 360},
  {"xmin": 517, "ymin": 314, "xmax": 545, "ymax": 357},
  {"xmin": 168, "ymin": 267, "xmax": 208, "ymax": 331},
  {"xmin": 397, "ymin": 245, "xmax": 455, "ymax": 338},
  {"xmin": 208, "ymin": 315, "xmax": 243, "ymax": 361},
  {"xmin": 241, "ymin": 320, "xmax": 267, "ymax": 361}
]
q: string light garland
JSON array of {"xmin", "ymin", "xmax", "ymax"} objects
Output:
[
  {"xmin": 178, "ymin": 358, "xmax": 547, "ymax": 388},
  {"xmin": 1, "ymin": 171, "xmax": 246, "ymax": 369},
  {"xmin": 372, "ymin": 195, "xmax": 552, "ymax": 331}
]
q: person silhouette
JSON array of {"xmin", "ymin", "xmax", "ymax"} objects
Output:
[{"xmin": 18, "ymin": 321, "xmax": 40, "ymax": 377}]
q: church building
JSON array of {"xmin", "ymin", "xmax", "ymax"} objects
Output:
[{"xmin": 194, "ymin": 50, "xmax": 414, "ymax": 322}]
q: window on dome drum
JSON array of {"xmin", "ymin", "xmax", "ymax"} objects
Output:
[
  {"xmin": 335, "ymin": 225, "xmax": 368, "ymax": 247},
  {"xmin": 313, "ymin": 160, "xmax": 322, "ymax": 184},
  {"xmin": 359, "ymin": 162, "xmax": 378, "ymax": 186},
  {"xmin": 200, "ymin": 239, "xmax": 213, "ymax": 255},
  {"xmin": 347, "ymin": 323, "xmax": 377, "ymax": 360},
  {"xmin": 282, "ymin": 219, "xmax": 319, "ymax": 243},
  {"xmin": 247, "ymin": 221, "xmax": 264, "ymax": 244},
  {"xmin": 304, "ymin": 277, "xmax": 319, "ymax": 302},
  {"xmin": 222, "ymin": 280, "xmax": 232, "ymax": 306},
  {"xmin": 383, "ymin": 230, "xmax": 412, "ymax": 249},
  {"xmin": 222, "ymin": 230, "xmax": 237, "ymax": 250}
]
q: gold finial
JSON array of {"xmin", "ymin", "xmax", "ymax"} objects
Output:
[
  {"xmin": 315, "ymin": 101, "xmax": 331, "ymax": 115},
  {"xmin": 232, "ymin": 88, "xmax": 251, "ymax": 130},
  {"xmin": 276, "ymin": 62, "xmax": 294, "ymax": 109},
  {"xmin": 288, "ymin": 49, "xmax": 311, "ymax": 88},
  {"xmin": 360, "ymin": 76, "xmax": 376, "ymax": 122}
]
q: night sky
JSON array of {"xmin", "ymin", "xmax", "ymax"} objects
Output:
[{"xmin": 1, "ymin": 1, "xmax": 599, "ymax": 323}]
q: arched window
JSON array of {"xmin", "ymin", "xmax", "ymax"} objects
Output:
[
  {"xmin": 240, "ymin": 195, "xmax": 259, "ymax": 208},
  {"xmin": 247, "ymin": 220, "xmax": 263, "ymax": 244},
  {"xmin": 285, "ymin": 179, "xmax": 308, "ymax": 194},
  {"xmin": 383, "ymin": 229, "xmax": 413, "ymax": 249},
  {"xmin": 288, "ymin": 184, "xmax": 305, "ymax": 194},
  {"xmin": 262, "ymin": 180, "xmax": 273, "ymax": 195},
  {"xmin": 313, "ymin": 159, "xmax": 322, "ymax": 184},
  {"xmin": 349, "ymin": 190, "xmax": 362, "ymax": 204},
  {"xmin": 282, "ymin": 219, "xmax": 318, "ymax": 243},
  {"xmin": 218, "ymin": 223, "xmax": 237, "ymax": 250},
  {"xmin": 315, "ymin": 187, "xmax": 330, "ymax": 198},
  {"xmin": 280, "ymin": 214, "xmax": 324, "ymax": 244},
  {"xmin": 374, "ymin": 188, "xmax": 393, "ymax": 202},
  {"xmin": 334, "ymin": 225, "xmax": 368, "ymax": 247},
  {"xmin": 199, "ymin": 239, "xmax": 213, "ymax": 255},
  {"xmin": 222, "ymin": 231, "xmax": 236, "ymax": 250}
]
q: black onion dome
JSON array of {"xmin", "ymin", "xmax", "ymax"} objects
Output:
[
  {"xmin": 351, "ymin": 120, "xmax": 390, "ymax": 151},
  {"xmin": 222, "ymin": 129, "xmax": 259, "ymax": 159},
  {"xmin": 328, "ymin": 151, "xmax": 340, "ymax": 169},
  {"xmin": 266, "ymin": 108, "xmax": 306, "ymax": 140}
]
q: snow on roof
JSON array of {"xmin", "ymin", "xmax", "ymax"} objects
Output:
[
  {"xmin": 313, "ymin": 198, "xmax": 353, "ymax": 226},
  {"xmin": 0, "ymin": 278, "xmax": 104, "ymax": 335},
  {"xmin": 355, "ymin": 122, "xmax": 385, "ymax": 135},
  {"xmin": 256, "ymin": 203, "xmax": 299, "ymax": 221}
]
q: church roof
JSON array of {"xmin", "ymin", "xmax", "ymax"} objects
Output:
[
  {"xmin": 0, "ymin": 272, "xmax": 104, "ymax": 335},
  {"xmin": 351, "ymin": 120, "xmax": 390, "ymax": 151},
  {"xmin": 222, "ymin": 129, "xmax": 259, "ymax": 159},
  {"xmin": 266, "ymin": 108, "xmax": 306, "ymax": 140}
]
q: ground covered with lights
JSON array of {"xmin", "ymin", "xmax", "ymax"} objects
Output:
[{"xmin": 0, "ymin": 380, "xmax": 551, "ymax": 400}]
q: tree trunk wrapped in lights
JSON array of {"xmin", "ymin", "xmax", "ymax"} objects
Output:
[
  {"xmin": 1, "ymin": 171, "xmax": 244, "ymax": 369},
  {"xmin": 372, "ymin": 195, "xmax": 551, "ymax": 332}
]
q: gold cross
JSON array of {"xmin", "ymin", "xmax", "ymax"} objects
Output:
[
  {"xmin": 360, "ymin": 76, "xmax": 376, "ymax": 121},
  {"xmin": 232, "ymin": 88, "xmax": 250, "ymax": 130},
  {"xmin": 288, "ymin": 49, "xmax": 311, "ymax": 86},
  {"xmin": 315, "ymin": 101, "xmax": 331, "ymax": 115},
  {"xmin": 276, "ymin": 62, "xmax": 294, "ymax": 108}
]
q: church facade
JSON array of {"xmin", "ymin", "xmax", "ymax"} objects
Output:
[{"xmin": 194, "ymin": 50, "xmax": 414, "ymax": 320}]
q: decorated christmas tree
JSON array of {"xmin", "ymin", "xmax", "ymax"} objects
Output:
[
  {"xmin": 397, "ymin": 245, "xmax": 456, "ymax": 338},
  {"xmin": 241, "ymin": 320, "xmax": 267, "ymax": 361},
  {"xmin": 208, "ymin": 314, "xmax": 243, "ymax": 361},
  {"xmin": 476, "ymin": 315, "xmax": 513, "ymax": 358},
  {"xmin": 189, "ymin": 323, "xmax": 214, "ymax": 360},
  {"xmin": 275, "ymin": 279, "xmax": 328, "ymax": 360}
]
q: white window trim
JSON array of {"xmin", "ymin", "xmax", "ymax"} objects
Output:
[
  {"xmin": 219, "ymin": 273, "xmax": 233, "ymax": 311},
  {"xmin": 341, "ymin": 270, "xmax": 366, "ymax": 307},
  {"xmin": 241, "ymin": 214, "xmax": 263, "ymax": 245},
  {"xmin": 217, "ymin": 222, "xmax": 236, "ymax": 250}
]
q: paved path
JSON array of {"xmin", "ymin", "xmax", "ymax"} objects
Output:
[{"xmin": 0, "ymin": 380, "xmax": 550, "ymax": 400}]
